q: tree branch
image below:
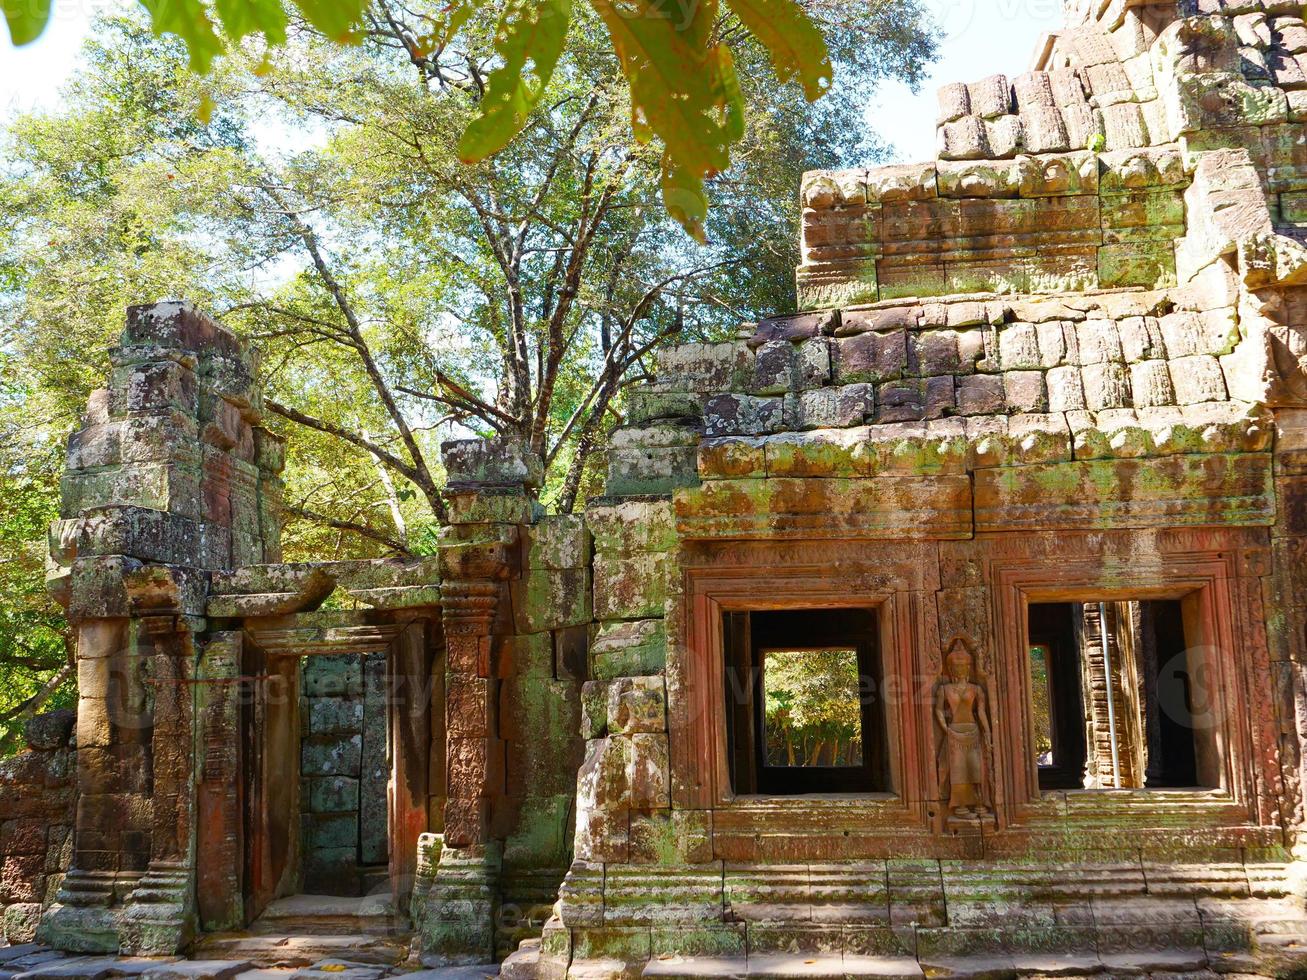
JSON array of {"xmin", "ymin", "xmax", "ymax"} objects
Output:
[
  {"xmin": 261, "ymin": 184, "xmax": 448, "ymax": 522},
  {"xmin": 0, "ymin": 663, "xmax": 74, "ymax": 745},
  {"xmin": 266, "ymin": 398, "xmax": 428, "ymax": 489},
  {"xmin": 284, "ymin": 503, "xmax": 414, "ymax": 555}
]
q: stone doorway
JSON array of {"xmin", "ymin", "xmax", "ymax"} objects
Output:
[
  {"xmin": 233, "ymin": 620, "xmax": 437, "ymax": 932},
  {"xmin": 300, "ymin": 652, "xmax": 390, "ymax": 897}
]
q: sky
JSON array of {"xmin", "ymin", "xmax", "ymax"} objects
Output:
[
  {"xmin": 869, "ymin": 0, "xmax": 1066, "ymax": 163},
  {"xmin": 0, "ymin": 0, "xmax": 1066, "ymax": 158}
]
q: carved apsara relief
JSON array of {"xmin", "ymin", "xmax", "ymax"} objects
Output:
[{"xmin": 934, "ymin": 635, "xmax": 995, "ymax": 829}]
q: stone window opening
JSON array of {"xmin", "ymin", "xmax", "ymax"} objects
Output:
[
  {"xmin": 724, "ymin": 608, "xmax": 888, "ymax": 795},
  {"xmin": 1026, "ymin": 598, "xmax": 1216, "ymax": 792}
]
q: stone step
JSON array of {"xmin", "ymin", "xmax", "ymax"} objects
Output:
[
  {"xmin": 139, "ymin": 962, "xmax": 255, "ymax": 980},
  {"xmin": 636, "ymin": 950, "xmax": 1251, "ymax": 980},
  {"xmin": 643, "ymin": 955, "xmax": 925, "ymax": 980},
  {"xmin": 0, "ymin": 950, "xmax": 68, "ymax": 980},
  {"xmin": 499, "ymin": 940, "xmax": 538, "ymax": 980},
  {"xmin": 230, "ymin": 970, "xmax": 298, "ymax": 980},
  {"xmin": 8, "ymin": 958, "xmax": 186, "ymax": 980},
  {"xmin": 398, "ymin": 968, "xmax": 499, "ymax": 980},
  {"xmin": 290, "ymin": 959, "xmax": 390, "ymax": 980},
  {"xmin": 193, "ymin": 936, "xmax": 409, "ymax": 969},
  {"xmin": 0, "ymin": 963, "xmax": 280, "ymax": 980},
  {"xmin": 0, "ymin": 950, "xmax": 48, "ymax": 967},
  {"xmin": 246, "ymin": 896, "xmax": 407, "ymax": 938}
]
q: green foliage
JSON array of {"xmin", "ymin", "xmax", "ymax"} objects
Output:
[
  {"xmin": 1029, "ymin": 645, "xmax": 1054, "ymax": 759},
  {"xmin": 763, "ymin": 648, "xmax": 864, "ymax": 767},
  {"xmin": 0, "ymin": 2, "xmax": 934, "ymax": 751},
  {"xmin": 25, "ymin": 0, "xmax": 364, "ymax": 73},
  {"xmin": 0, "ymin": 362, "xmax": 72, "ymax": 752},
  {"xmin": 458, "ymin": 0, "xmax": 573, "ymax": 163},
  {"xmin": 5, "ymin": 0, "xmax": 837, "ymax": 239}
]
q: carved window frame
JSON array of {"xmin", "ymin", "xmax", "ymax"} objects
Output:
[
  {"xmin": 989, "ymin": 535, "xmax": 1274, "ymax": 829},
  {"xmin": 671, "ymin": 540, "xmax": 943, "ymax": 857}
]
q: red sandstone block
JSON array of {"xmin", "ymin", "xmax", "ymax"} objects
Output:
[
  {"xmin": 0, "ymin": 820, "xmax": 47, "ymax": 856},
  {"xmin": 446, "ymin": 675, "xmax": 493, "ymax": 736},
  {"xmin": 443, "ymin": 798, "xmax": 489, "ymax": 848},
  {"xmin": 0, "ymin": 753, "xmax": 48, "ymax": 788},
  {"xmin": 445, "ymin": 635, "xmax": 484, "ymax": 676},
  {"xmin": 447, "ymin": 737, "xmax": 489, "ymax": 792},
  {"xmin": 0, "ymin": 854, "xmax": 44, "ymax": 904}
]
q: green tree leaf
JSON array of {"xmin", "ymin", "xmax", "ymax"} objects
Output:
[
  {"xmin": 458, "ymin": 0, "xmax": 573, "ymax": 163},
  {"xmin": 591, "ymin": 0, "xmax": 739, "ymax": 236},
  {"xmin": 660, "ymin": 151, "xmax": 707, "ymax": 243},
  {"xmin": 654, "ymin": 41, "xmax": 745, "ymax": 238},
  {"xmin": 138, "ymin": 0, "xmax": 226, "ymax": 71},
  {"xmin": 2, "ymin": 0, "xmax": 52, "ymax": 45},
  {"xmin": 214, "ymin": 0, "xmax": 288, "ymax": 46},
  {"xmin": 290, "ymin": 0, "xmax": 368, "ymax": 44},
  {"xmin": 724, "ymin": 0, "xmax": 831, "ymax": 101},
  {"xmin": 592, "ymin": 0, "xmax": 730, "ymax": 170}
]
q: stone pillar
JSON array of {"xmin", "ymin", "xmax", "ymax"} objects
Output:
[
  {"xmin": 119, "ymin": 569, "xmax": 200, "ymax": 954},
  {"xmin": 419, "ymin": 437, "xmax": 540, "ymax": 964},
  {"xmin": 1271, "ymin": 409, "xmax": 1307, "ymax": 891},
  {"xmin": 37, "ymin": 619, "xmax": 135, "ymax": 953},
  {"xmin": 39, "ymin": 301, "xmax": 284, "ymax": 954},
  {"xmin": 195, "ymin": 632, "xmax": 244, "ymax": 932}
]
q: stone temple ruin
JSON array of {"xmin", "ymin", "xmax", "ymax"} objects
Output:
[{"xmin": 10, "ymin": 0, "xmax": 1307, "ymax": 976}]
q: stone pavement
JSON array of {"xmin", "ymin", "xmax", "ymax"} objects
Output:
[
  {"xmin": 497, "ymin": 930, "xmax": 1307, "ymax": 980},
  {"xmin": 7, "ymin": 924, "xmax": 1307, "ymax": 980},
  {"xmin": 0, "ymin": 945, "xmax": 499, "ymax": 980}
]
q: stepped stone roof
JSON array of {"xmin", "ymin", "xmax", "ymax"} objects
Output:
[{"xmin": 612, "ymin": 0, "xmax": 1307, "ymax": 515}]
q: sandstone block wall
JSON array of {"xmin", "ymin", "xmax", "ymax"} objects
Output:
[
  {"xmin": 797, "ymin": 2, "xmax": 1307, "ymax": 312},
  {"xmin": 0, "ymin": 712, "xmax": 76, "ymax": 944}
]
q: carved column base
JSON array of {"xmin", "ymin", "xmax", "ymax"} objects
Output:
[
  {"xmin": 37, "ymin": 870, "xmax": 122, "ymax": 953},
  {"xmin": 414, "ymin": 842, "xmax": 502, "ymax": 965},
  {"xmin": 408, "ymin": 832, "xmax": 440, "ymax": 916},
  {"xmin": 119, "ymin": 860, "xmax": 196, "ymax": 955}
]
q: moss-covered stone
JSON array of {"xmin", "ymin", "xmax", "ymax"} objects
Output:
[
  {"xmin": 512, "ymin": 566, "xmax": 593, "ymax": 633},
  {"xmin": 1099, "ymin": 242, "xmax": 1176, "ymax": 290},
  {"xmin": 587, "ymin": 498, "xmax": 676, "ymax": 555},
  {"xmin": 606, "ymin": 446, "xmax": 700, "ymax": 497},
  {"xmin": 447, "ymin": 486, "xmax": 543, "ymax": 525},
  {"xmin": 524, "ymin": 515, "xmax": 591, "ymax": 570},
  {"xmin": 593, "ymin": 552, "xmax": 669, "ymax": 621},
  {"xmin": 591, "ymin": 619, "xmax": 667, "ymax": 679}
]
